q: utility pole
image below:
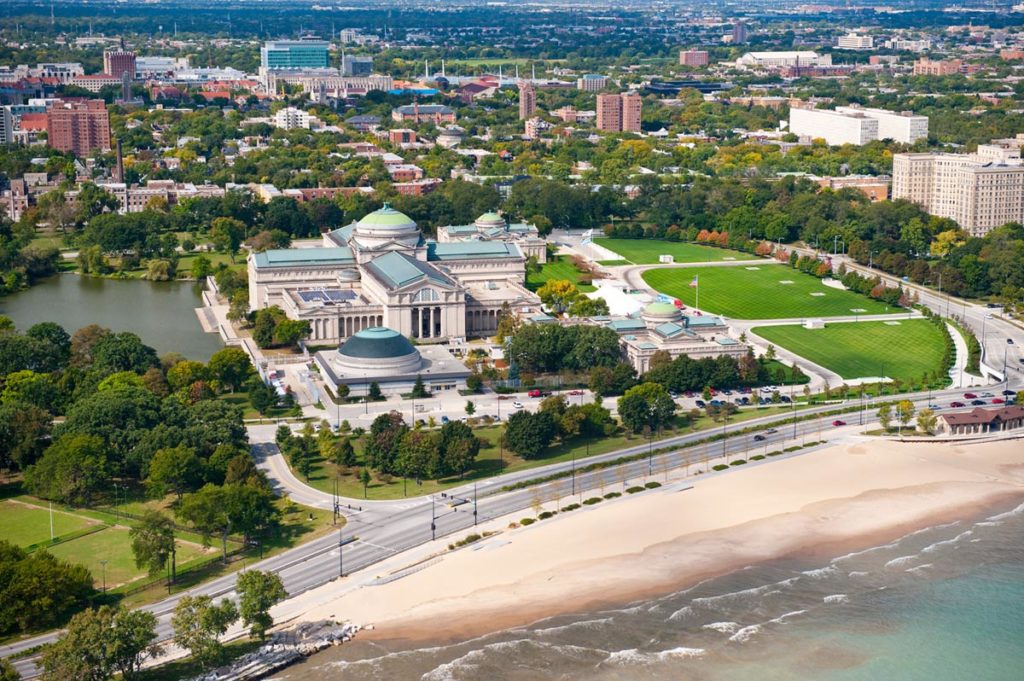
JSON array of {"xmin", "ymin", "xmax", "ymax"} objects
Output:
[
  {"xmin": 338, "ymin": 526, "xmax": 344, "ymax": 578},
  {"xmin": 431, "ymin": 496, "xmax": 436, "ymax": 541},
  {"xmin": 473, "ymin": 483, "xmax": 478, "ymax": 527}
]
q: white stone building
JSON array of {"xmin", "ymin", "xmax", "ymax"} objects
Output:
[{"xmin": 789, "ymin": 107, "xmax": 879, "ymax": 146}]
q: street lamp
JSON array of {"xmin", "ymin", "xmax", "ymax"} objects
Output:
[
  {"xmin": 100, "ymin": 559, "xmax": 107, "ymax": 594},
  {"xmin": 338, "ymin": 526, "xmax": 344, "ymax": 578}
]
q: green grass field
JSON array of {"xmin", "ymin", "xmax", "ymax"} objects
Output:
[
  {"xmin": 0, "ymin": 500, "xmax": 97, "ymax": 547},
  {"xmin": 594, "ymin": 238, "xmax": 751, "ymax": 264},
  {"xmin": 526, "ymin": 255, "xmax": 596, "ymax": 292},
  {"xmin": 752, "ymin": 320, "xmax": 948, "ymax": 384},
  {"xmin": 642, "ymin": 265, "xmax": 894, "ymax": 319}
]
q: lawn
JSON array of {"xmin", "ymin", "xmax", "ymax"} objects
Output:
[
  {"xmin": 289, "ymin": 405, "xmax": 799, "ymax": 501},
  {"xmin": 526, "ymin": 255, "xmax": 596, "ymax": 292},
  {"xmin": 642, "ymin": 265, "xmax": 894, "ymax": 319},
  {"xmin": 594, "ymin": 238, "xmax": 751, "ymax": 264},
  {"xmin": 46, "ymin": 527, "xmax": 211, "ymax": 590},
  {"xmin": 0, "ymin": 499, "xmax": 98, "ymax": 548},
  {"xmin": 752, "ymin": 319, "xmax": 949, "ymax": 385}
]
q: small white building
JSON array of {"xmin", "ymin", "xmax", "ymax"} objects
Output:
[
  {"xmin": 272, "ymin": 107, "xmax": 312, "ymax": 130},
  {"xmin": 789, "ymin": 107, "xmax": 878, "ymax": 146}
]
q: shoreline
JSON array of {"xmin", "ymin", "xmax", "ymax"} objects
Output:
[{"xmin": 280, "ymin": 438, "xmax": 1024, "ymax": 662}]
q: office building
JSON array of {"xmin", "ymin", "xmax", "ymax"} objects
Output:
[
  {"xmin": 341, "ymin": 55, "xmax": 373, "ymax": 77},
  {"xmin": 679, "ymin": 49, "xmax": 710, "ymax": 67},
  {"xmin": 833, "ymin": 105, "xmax": 928, "ymax": 143},
  {"xmin": 884, "ymin": 38, "xmax": 931, "ymax": 52},
  {"xmin": 260, "ymin": 40, "xmax": 330, "ymax": 71},
  {"xmin": 596, "ymin": 92, "xmax": 642, "ymax": 133},
  {"xmin": 518, "ymin": 82, "xmax": 536, "ymax": 120},
  {"xmin": 789, "ymin": 107, "xmax": 878, "ymax": 146},
  {"xmin": 553, "ymin": 106, "xmax": 577, "ymax": 123},
  {"xmin": 391, "ymin": 104, "xmax": 456, "ymax": 125},
  {"xmin": 272, "ymin": 107, "xmax": 312, "ymax": 130},
  {"xmin": 103, "ymin": 49, "xmax": 136, "ymax": 79},
  {"xmin": 732, "ymin": 22, "xmax": 749, "ymax": 44},
  {"xmin": 913, "ymin": 58, "xmax": 961, "ymax": 76},
  {"xmin": 577, "ymin": 74, "xmax": 609, "ymax": 92},
  {"xmin": 46, "ymin": 99, "xmax": 111, "ymax": 157},
  {"xmin": 892, "ymin": 138, "xmax": 1024, "ymax": 237},
  {"xmin": 837, "ymin": 33, "xmax": 874, "ymax": 49},
  {"xmin": 736, "ymin": 51, "xmax": 832, "ymax": 69}
]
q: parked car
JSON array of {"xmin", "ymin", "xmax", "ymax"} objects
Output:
[
  {"xmin": 722, "ymin": 389, "xmax": 733, "ymax": 396},
  {"xmin": 528, "ymin": 389, "xmax": 543, "ymax": 398},
  {"xmin": 695, "ymin": 400, "xmax": 706, "ymax": 408},
  {"xmin": 927, "ymin": 403, "xmax": 942, "ymax": 410},
  {"xmin": 950, "ymin": 401, "xmax": 965, "ymax": 408},
  {"xmin": 780, "ymin": 395, "xmax": 792, "ymax": 403},
  {"xmin": 832, "ymin": 420, "xmax": 846, "ymax": 427},
  {"xmin": 740, "ymin": 397, "xmax": 751, "ymax": 405},
  {"xmin": 964, "ymin": 392, "xmax": 978, "ymax": 399},
  {"xmin": 980, "ymin": 392, "xmax": 994, "ymax": 398},
  {"xmin": 765, "ymin": 428, "xmax": 778, "ymax": 435},
  {"xmin": 568, "ymin": 389, "xmax": 584, "ymax": 396},
  {"xmin": 753, "ymin": 434, "xmax": 767, "ymax": 442},
  {"xmin": 992, "ymin": 398, "xmax": 1005, "ymax": 404},
  {"xmin": 441, "ymin": 416, "xmax": 450, "ymax": 424},
  {"xmin": 710, "ymin": 399, "xmax": 723, "ymax": 407},
  {"xmin": 1003, "ymin": 390, "xmax": 1017, "ymax": 396},
  {"xmin": 971, "ymin": 399, "xmax": 986, "ymax": 406},
  {"xmin": 1008, "ymin": 338, "xmax": 1015, "ymax": 344},
  {"xmin": 512, "ymin": 401, "xmax": 524, "ymax": 409}
]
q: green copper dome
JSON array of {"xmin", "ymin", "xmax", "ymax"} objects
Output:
[
  {"xmin": 644, "ymin": 302, "xmax": 679, "ymax": 316},
  {"xmin": 356, "ymin": 205, "xmax": 418, "ymax": 232},
  {"xmin": 339, "ymin": 327, "xmax": 417, "ymax": 359}
]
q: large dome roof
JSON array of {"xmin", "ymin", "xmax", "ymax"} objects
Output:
[
  {"xmin": 474, "ymin": 211, "xmax": 506, "ymax": 229},
  {"xmin": 356, "ymin": 205, "xmax": 418, "ymax": 234},
  {"xmin": 644, "ymin": 302, "xmax": 679, "ymax": 316},
  {"xmin": 340, "ymin": 327, "xmax": 416, "ymax": 359}
]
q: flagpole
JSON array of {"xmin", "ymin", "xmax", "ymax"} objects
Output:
[{"xmin": 696, "ymin": 275, "xmax": 699, "ymax": 312}]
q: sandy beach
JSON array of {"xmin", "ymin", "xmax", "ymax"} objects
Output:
[{"xmin": 288, "ymin": 437, "xmax": 1024, "ymax": 645}]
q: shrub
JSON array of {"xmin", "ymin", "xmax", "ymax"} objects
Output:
[
  {"xmin": 750, "ymin": 454, "xmax": 766, "ymax": 461},
  {"xmin": 582, "ymin": 497, "xmax": 603, "ymax": 505},
  {"xmin": 626, "ymin": 486, "xmax": 646, "ymax": 494},
  {"xmin": 767, "ymin": 450, "xmax": 783, "ymax": 456},
  {"xmin": 644, "ymin": 481, "xmax": 661, "ymax": 489},
  {"xmin": 712, "ymin": 464, "xmax": 729, "ymax": 471},
  {"xmin": 520, "ymin": 517, "xmax": 536, "ymax": 526},
  {"xmin": 563, "ymin": 503, "xmax": 581, "ymax": 511},
  {"xmin": 784, "ymin": 446, "xmax": 802, "ymax": 452},
  {"xmin": 603, "ymin": 492, "xmax": 621, "ymax": 499},
  {"xmin": 729, "ymin": 459, "xmax": 747, "ymax": 466},
  {"xmin": 538, "ymin": 510, "xmax": 557, "ymax": 520}
]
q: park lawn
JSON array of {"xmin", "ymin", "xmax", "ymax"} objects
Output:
[
  {"xmin": 46, "ymin": 527, "xmax": 212, "ymax": 590},
  {"xmin": 290, "ymin": 405, "xmax": 798, "ymax": 500},
  {"xmin": 642, "ymin": 265, "xmax": 894, "ymax": 319},
  {"xmin": 752, "ymin": 319, "xmax": 949, "ymax": 385},
  {"xmin": 526, "ymin": 255, "xmax": 596, "ymax": 292},
  {"xmin": 0, "ymin": 499, "xmax": 99, "ymax": 548},
  {"xmin": 594, "ymin": 238, "xmax": 751, "ymax": 265},
  {"xmin": 175, "ymin": 251, "xmax": 246, "ymax": 277}
]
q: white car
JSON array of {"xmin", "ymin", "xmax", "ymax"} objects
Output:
[{"xmin": 512, "ymin": 401, "xmax": 524, "ymax": 409}]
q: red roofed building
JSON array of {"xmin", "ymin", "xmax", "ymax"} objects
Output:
[{"xmin": 938, "ymin": 405, "xmax": 1024, "ymax": 435}]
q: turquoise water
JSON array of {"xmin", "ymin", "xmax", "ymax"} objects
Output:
[{"xmin": 285, "ymin": 497, "xmax": 1024, "ymax": 681}]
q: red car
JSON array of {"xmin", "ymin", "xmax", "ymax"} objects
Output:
[
  {"xmin": 528, "ymin": 389, "xmax": 543, "ymax": 398},
  {"xmin": 832, "ymin": 420, "xmax": 846, "ymax": 427},
  {"xmin": 964, "ymin": 392, "xmax": 977, "ymax": 399},
  {"xmin": 568, "ymin": 390, "xmax": 584, "ymax": 396},
  {"xmin": 992, "ymin": 398, "xmax": 1005, "ymax": 404},
  {"xmin": 950, "ymin": 401, "xmax": 965, "ymax": 408}
]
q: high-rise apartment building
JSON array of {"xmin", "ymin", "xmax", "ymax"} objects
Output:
[
  {"xmin": 46, "ymin": 99, "xmax": 111, "ymax": 157},
  {"xmin": 518, "ymin": 82, "xmax": 536, "ymax": 120},
  {"xmin": 833, "ymin": 106, "xmax": 929, "ymax": 143},
  {"xmin": 260, "ymin": 40, "xmax": 330, "ymax": 71},
  {"xmin": 102, "ymin": 49, "xmax": 136, "ymax": 79},
  {"xmin": 577, "ymin": 74, "xmax": 609, "ymax": 92},
  {"xmin": 837, "ymin": 33, "xmax": 874, "ymax": 49},
  {"xmin": 913, "ymin": 58, "xmax": 962, "ymax": 76},
  {"xmin": 341, "ymin": 55, "xmax": 373, "ymax": 77},
  {"xmin": 893, "ymin": 138, "xmax": 1024, "ymax": 237},
  {"xmin": 732, "ymin": 22, "xmax": 749, "ymax": 44},
  {"xmin": 679, "ymin": 49, "xmax": 709, "ymax": 67},
  {"xmin": 596, "ymin": 92, "xmax": 642, "ymax": 133},
  {"xmin": 790, "ymin": 106, "xmax": 928, "ymax": 145}
]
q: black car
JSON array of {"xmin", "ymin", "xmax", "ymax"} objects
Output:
[
  {"xmin": 753, "ymin": 434, "xmax": 767, "ymax": 442},
  {"xmin": 695, "ymin": 400, "xmax": 706, "ymax": 408},
  {"xmin": 1003, "ymin": 390, "xmax": 1017, "ymax": 396},
  {"xmin": 971, "ymin": 399, "xmax": 986, "ymax": 406}
]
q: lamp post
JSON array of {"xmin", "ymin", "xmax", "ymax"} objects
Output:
[
  {"xmin": 100, "ymin": 559, "xmax": 107, "ymax": 594},
  {"xmin": 338, "ymin": 526, "xmax": 344, "ymax": 578},
  {"xmin": 473, "ymin": 483, "xmax": 478, "ymax": 527},
  {"xmin": 431, "ymin": 496, "xmax": 436, "ymax": 541}
]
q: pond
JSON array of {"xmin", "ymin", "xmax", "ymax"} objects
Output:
[{"xmin": 0, "ymin": 274, "xmax": 224, "ymax": 361}]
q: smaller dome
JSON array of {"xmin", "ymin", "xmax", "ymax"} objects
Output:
[
  {"xmin": 474, "ymin": 211, "xmax": 506, "ymax": 230},
  {"xmin": 339, "ymin": 327, "xmax": 416, "ymax": 359},
  {"xmin": 644, "ymin": 302, "xmax": 680, "ymax": 317}
]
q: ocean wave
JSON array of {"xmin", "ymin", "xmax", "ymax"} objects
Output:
[
  {"xmin": 986, "ymin": 501, "xmax": 1024, "ymax": 522},
  {"xmin": 728, "ymin": 624, "xmax": 762, "ymax": 643},
  {"xmin": 603, "ymin": 646, "xmax": 706, "ymax": 666},
  {"xmin": 801, "ymin": 565, "xmax": 839, "ymax": 579},
  {"xmin": 905, "ymin": 520, "xmax": 960, "ymax": 538},
  {"xmin": 906, "ymin": 563, "xmax": 933, "ymax": 575},
  {"xmin": 668, "ymin": 605, "xmax": 693, "ymax": 621},
  {"xmin": 689, "ymin": 578, "xmax": 797, "ymax": 610},
  {"xmin": 884, "ymin": 554, "xmax": 921, "ymax": 569},
  {"xmin": 975, "ymin": 521, "xmax": 1003, "ymax": 527},
  {"xmin": 702, "ymin": 621, "xmax": 741, "ymax": 634},
  {"xmin": 922, "ymin": 530, "xmax": 973, "ymax": 554},
  {"xmin": 532, "ymin": 617, "xmax": 613, "ymax": 636},
  {"xmin": 823, "ymin": 594, "xmax": 849, "ymax": 604},
  {"xmin": 848, "ymin": 571, "xmax": 870, "ymax": 578},
  {"xmin": 421, "ymin": 640, "xmax": 599, "ymax": 680},
  {"xmin": 830, "ymin": 540, "xmax": 901, "ymax": 564},
  {"xmin": 768, "ymin": 609, "xmax": 808, "ymax": 624}
]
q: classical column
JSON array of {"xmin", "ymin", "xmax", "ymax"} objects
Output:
[{"xmin": 435, "ymin": 306, "xmax": 442, "ymax": 337}]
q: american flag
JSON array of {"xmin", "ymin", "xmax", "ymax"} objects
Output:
[{"xmin": 689, "ymin": 275, "xmax": 698, "ymax": 288}]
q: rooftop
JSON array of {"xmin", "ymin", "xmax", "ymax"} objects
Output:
[
  {"xmin": 338, "ymin": 327, "xmax": 417, "ymax": 360},
  {"xmin": 364, "ymin": 251, "xmax": 454, "ymax": 290},
  {"xmin": 252, "ymin": 247, "xmax": 354, "ymax": 269},
  {"xmin": 427, "ymin": 241, "xmax": 522, "ymax": 261}
]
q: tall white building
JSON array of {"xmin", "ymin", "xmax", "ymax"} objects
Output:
[
  {"xmin": 834, "ymin": 106, "xmax": 928, "ymax": 143},
  {"xmin": 272, "ymin": 107, "xmax": 312, "ymax": 130},
  {"xmin": 892, "ymin": 137, "xmax": 1024, "ymax": 237},
  {"xmin": 789, "ymin": 107, "xmax": 878, "ymax": 146},
  {"xmin": 837, "ymin": 33, "xmax": 874, "ymax": 49}
]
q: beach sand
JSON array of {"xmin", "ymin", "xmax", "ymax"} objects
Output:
[{"xmin": 289, "ymin": 438, "xmax": 1024, "ymax": 645}]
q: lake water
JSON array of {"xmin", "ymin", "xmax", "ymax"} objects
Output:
[
  {"xmin": 0, "ymin": 274, "xmax": 223, "ymax": 360},
  {"xmin": 284, "ymin": 497, "xmax": 1024, "ymax": 681}
]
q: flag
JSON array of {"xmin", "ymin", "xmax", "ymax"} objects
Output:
[{"xmin": 689, "ymin": 275, "xmax": 698, "ymax": 288}]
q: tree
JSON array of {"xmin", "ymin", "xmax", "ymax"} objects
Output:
[
  {"xmin": 176, "ymin": 485, "xmax": 232, "ymax": 561},
  {"xmin": 503, "ymin": 410, "xmax": 556, "ymax": 459},
  {"xmin": 91, "ymin": 332, "xmax": 159, "ymax": 375},
  {"xmin": 536, "ymin": 279, "xmax": 581, "ymax": 314},
  {"xmin": 366, "ymin": 411, "xmax": 407, "ymax": 473},
  {"xmin": 171, "ymin": 595, "xmax": 239, "ymax": 669},
  {"xmin": 359, "ymin": 467, "xmax": 371, "ymax": 498},
  {"xmin": 465, "ymin": 373, "xmax": 483, "ymax": 393},
  {"xmin": 916, "ymin": 407, "xmax": 938, "ymax": 435},
  {"xmin": 146, "ymin": 446, "xmax": 202, "ymax": 499},
  {"xmin": 877, "ymin": 404, "xmax": 893, "ymax": 432},
  {"xmin": 465, "ymin": 400, "xmax": 476, "ymax": 416},
  {"xmin": 210, "ymin": 217, "xmax": 246, "ymax": 258},
  {"xmin": 367, "ymin": 381, "xmax": 383, "ymax": 401},
  {"xmin": 0, "ymin": 541, "xmax": 94, "ymax": 636},
  {"xmin": 0, "ymin": 401, "xmax": 53, "ymax": 471},
  {"xmin": 335, "ymin": 437, "xmax": 356, "ymax": 468},
  {"xmin": 617, "ymin": 382, "xmax": 676, "ymax": 434},
  {"xmin": 895, "ymin": 400, "xmax": 916, "ymax": 434},
  {"xmin": 248, "ymin": 379, "xmax": 277, "ymax": 415},
  {"xmin": 411, "ymin": 374, "xmax": 428, "ymax": 398},
  {"xmin": 166, "ymin": 360, "xmax": 209, "ymax": 392},
  {"xmin": 208, "ymin": 347, "xmax": 253, "ymax": 392},
  {"xmin": 24, "ymin": 434, "xmax": 108, "ymax": 506},
  {"xmin": 236, "ymin": 570, "xmax": 287, "ymax": 640},
  {"xmin": 40, "ymin": 606, "xmax": 159, "ymax": 681},
  {"xmin": 129, "ymin": 511, "xmax": 176, "ymax": 581},
  {"xmin": 0, "ymin": 660, "xmax": 19, "ymax": 681}
]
